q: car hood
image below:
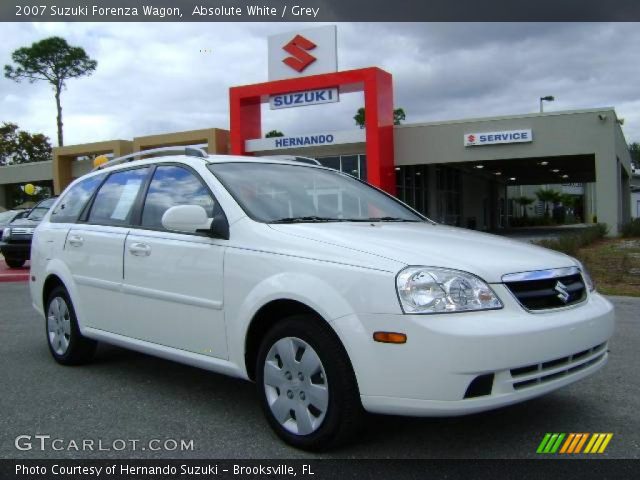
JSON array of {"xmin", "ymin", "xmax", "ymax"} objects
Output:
[
  {"xmin": 7, "ymin": 218, "xmax": 40, "ymax": 228},
  {"xmin": 268, "ymin": 222, "xmax": 576, "ymax": 283}
]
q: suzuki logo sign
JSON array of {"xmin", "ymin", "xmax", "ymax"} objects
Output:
[
  {"xmin": 268, "ymin": 26, "xmax": 338, "ymax": 81},
  {"xmin": 282, "ymin": 35, "xmax": 317, "ymax": 72}
]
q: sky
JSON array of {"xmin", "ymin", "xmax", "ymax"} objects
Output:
[{"xmin": 1, "ymin": 22, "xmax": 639, "ymax": 147}]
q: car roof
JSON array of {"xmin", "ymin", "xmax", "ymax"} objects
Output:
[{"xmin": 94, "ymin": 153, "xmax": 331, "ymax": 175}]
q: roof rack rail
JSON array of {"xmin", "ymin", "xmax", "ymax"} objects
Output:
[
  {"xmin": 264, "ymin": 155, "xmax": 322, "ymax": 166},
  {"xmin": 92, "ymin": 146, "xmax": 208, "ymax": 171}
]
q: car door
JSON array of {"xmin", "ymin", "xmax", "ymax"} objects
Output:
[
  {"xmin": 62, "ymin": 167, "xmax": 151, "ymax": 331},
  {"xmin": 121, "ymin": 164, "xmax": 228, "ymax": 359}
]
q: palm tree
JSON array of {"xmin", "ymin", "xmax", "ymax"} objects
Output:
[
  {"xmin": 513, "ymin": 196, "xmax": 535, "ymax": 217},
  {"xmin": 535, "ymin": 188, "xmax": 561, "ymax": 218}
]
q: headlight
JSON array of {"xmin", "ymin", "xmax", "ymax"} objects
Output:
[
  {"xmin": 577, "ymin": 262, "xmax": 595, "ymax": 292},
  {"xmin": 1, "ymin": 228, "xmax": 10, "ymax": 241},
  {"xmin": 396, "ymin": 267, "xmax": 502, "ymax": 314}
]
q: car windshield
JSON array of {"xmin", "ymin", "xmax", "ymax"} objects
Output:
[
  {"xmin": 26, "ymin": 198, "xmax": 56, "ymax": 221},
  {"xmin": 208, "ymin": 162, "xmax": 424, "ymax": 223}
]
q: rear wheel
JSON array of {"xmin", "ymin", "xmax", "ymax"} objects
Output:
[
  {"xmin": 46, "ymin": 286, "xmax": 97, "ymax": 365},
  {"xmin": 4, "ymin": 257, "xmax": 25, "ymax": 268},
  {"xmin": 256, "ymin": 315, "xmax": 363, "ymax": 451}
]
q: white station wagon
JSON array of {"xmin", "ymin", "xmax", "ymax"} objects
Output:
[{"xmin": 30, "ymin": 147, "xmax": 615, "ymax": 450}]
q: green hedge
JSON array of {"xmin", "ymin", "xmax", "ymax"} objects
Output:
[
  {"xmin": 621, "ymin": 218, "xmax": 640, "ymax": 238},
  {"xmin": 534, "ymin": 224, "xmax": 609, "ymax": 256}
]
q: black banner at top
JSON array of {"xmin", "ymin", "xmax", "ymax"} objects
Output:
[{"xmin": 2, "ymin": 0, "xmax": 640, "ymax": 22}]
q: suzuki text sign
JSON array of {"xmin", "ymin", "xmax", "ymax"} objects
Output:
[
  {"xmin": 268, "ymin": 25, "xmax": 337, "ymax": 81},
  {"xmin": 464, "ymin": 129, "xmax": 533, "ymax": 147},
  {"xmin": 270, "ymin": 87, "xmax": 339, "ymax": 110}
]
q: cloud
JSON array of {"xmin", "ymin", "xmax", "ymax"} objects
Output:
[{"xmin": 1, "ymin": 22, "xmax": 638, "ymax": 147}]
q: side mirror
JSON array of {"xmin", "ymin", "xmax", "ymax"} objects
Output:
[
  {"xmin": 161, "ymin": 205, "xmax": 212, "ymax": 233},
  {"xmin": 209, "ymin": 213, "xmax": 230, "ymax": 240}
]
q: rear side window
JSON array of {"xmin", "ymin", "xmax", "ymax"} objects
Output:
[
  {"xmin": 50, "ymin": 174, "xmax": 106, "ymax": 224},
  {"xmin": 141, "ymin": 165, "xmax": 215, "ymax": 230},
  {"xmin": 88, "ymin": 168, "xmax": 150, "ymax": 226}
]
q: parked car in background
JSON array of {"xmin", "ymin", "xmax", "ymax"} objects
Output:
[
  {"xmin": 0, "ymin": 209, "xmax": 28, "ymax": 230},
  {"xmin": 1, "ymin": 197, "xmax": 56, "ymax": 268}
]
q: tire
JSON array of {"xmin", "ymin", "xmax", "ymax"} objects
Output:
[
  {"xmin": 256, "ymin": 315, "xmax": 363, "ymax": 451},
  {"xmin": 45, "ymin": 286, "xmax": 97, "ymax": 365},
  {"xmin": 4, "ymin": 257, "xmax": 25, "ymax": 268}
]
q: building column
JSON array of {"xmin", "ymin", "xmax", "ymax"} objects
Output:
[
  {"xmin": 595, "ymin": 153, "xmax": 620, "ymax": 236},
  {"xmin": 620, "ymin": 168, "xmax": 631, "ymax": 224},
  {"xmin": 583, "ymin": 182, "xmax": 596, "ymax": 224}
]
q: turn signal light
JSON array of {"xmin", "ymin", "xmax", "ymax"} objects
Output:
[{"xmin": 373, "ymin": 331, "xmax": 407, "ymax": 344}]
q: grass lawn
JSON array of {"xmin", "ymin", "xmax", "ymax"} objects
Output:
[{"xmin": 576, "ymin": 238, "xmax": 640, "ymax": 297}]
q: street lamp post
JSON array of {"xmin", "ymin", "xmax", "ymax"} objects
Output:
[{"xmin": 540, "ymin": 95, "xmax": 555, "ymax": 113}]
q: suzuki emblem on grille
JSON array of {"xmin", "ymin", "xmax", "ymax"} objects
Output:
[{"xmin": 555, "ymin": 281, "xmax": 570, "ymax": 303}]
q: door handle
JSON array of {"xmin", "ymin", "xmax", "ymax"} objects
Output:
[
  {"xmin": 67, "ymin": 235, "xmax": 84, "ymax": 247},
  {"xmin": 129, "ymin": 242, "xmax": 151, "ymax": 256}
]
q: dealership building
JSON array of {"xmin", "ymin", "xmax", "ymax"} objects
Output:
[{"xmin": 0, "ymin": 27, "xmax": 635, "ymax": 234}]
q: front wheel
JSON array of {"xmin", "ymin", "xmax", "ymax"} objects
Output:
[
  {"xmin": 4, "ymin": 257, "xmax": 25, "ymax": 268},
  {"xmin": 256, "ymin": 315, "xmax": 363, "ymax": 451}
]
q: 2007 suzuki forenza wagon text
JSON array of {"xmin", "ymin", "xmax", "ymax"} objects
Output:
[{"xmin": 30, "ymin": 148, "xmax": 615, "ymax": 450}]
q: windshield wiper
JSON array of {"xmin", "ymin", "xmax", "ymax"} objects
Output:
[{"xmin": 270, "ymin": 216, "xmax": 347, "ymax": 224}]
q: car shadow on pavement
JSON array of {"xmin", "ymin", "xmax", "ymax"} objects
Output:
[{"xmin": 83, "ymin": 343, "xmax": 600, "ymax": 458}]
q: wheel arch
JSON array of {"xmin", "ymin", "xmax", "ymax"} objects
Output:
[
  {"xmin": 244, "ymin": 298, "xmax": 355, "ymax": 383},
  {"xmin": 42, "ymin": 274, "xmax": 65, "ymax": 309},
  {"xmin": 39, "ymin": 259, "xmax": 86, "ymax": 331}
]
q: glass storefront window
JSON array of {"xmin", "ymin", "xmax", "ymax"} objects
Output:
[
  {"xmin": 318, "ymin": 156, "xmax": 340, "ymax": 171},
  {"xmin": 315, "ymin": 154, "xmax": 368, "ymax": 181},
  {"xmin": 395, "ymin": 165, "xmax": 428, "ymax": 216}
]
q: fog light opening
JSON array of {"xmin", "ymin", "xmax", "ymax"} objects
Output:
[{"xmin": 464, "ymin": 373, "xmax": 495, "ymax": 398}]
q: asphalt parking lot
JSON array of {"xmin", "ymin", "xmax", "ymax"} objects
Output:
[{"xmin": 0, "ymin": 281, "xmax": 638, "ymax": 459}]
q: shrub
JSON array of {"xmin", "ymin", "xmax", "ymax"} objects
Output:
[
  {"xmin": 509, "ymin": 216, "xmax": 556, "ymax": 227},
  {"xmin": 534, "ymin": 224, "xmax": 608, "ymax": 256},
  {"xmin": 621, "ymin": 218, "xmax": 640, "ymax": 238}
]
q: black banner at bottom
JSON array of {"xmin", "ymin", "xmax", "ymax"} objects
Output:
[{"xmin": 1, "ymin": 459, "xmax": 638, "ymax": 480}]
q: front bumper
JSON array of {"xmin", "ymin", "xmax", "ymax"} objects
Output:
[
  {"xmin": 330, "ymin": 286, "xmax": 615, "ymax": 416},
  {"xmin": 0, "ymin": 240, "xmax": 31, "ymax": 259}
]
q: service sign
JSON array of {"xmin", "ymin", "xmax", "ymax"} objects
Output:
[
  {"xmin": 464, "ymin": 129, "xmax": 533, "ymax": 147},
  {"xmin": 270, "ymin": 88, "xmax": 339, "ymax": 110},
  {"xmin": 268, "ymin": 25, "xmax": 338, "ymax": 81},
  {"xmin": 246, "ymin": 129, "xmax": 365, "ymax": 152}
]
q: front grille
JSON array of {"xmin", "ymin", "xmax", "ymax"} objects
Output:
[
  {"xmin": 504, "ymin": 267, "xmax": 586, "ymax": 311},
  {"xmin": 510, "ymin": 343, "xmax": 607, "ymax": 390},
  {"xmin": 10, "ymin": 227, "xmax": 34, "ymax": 235}
]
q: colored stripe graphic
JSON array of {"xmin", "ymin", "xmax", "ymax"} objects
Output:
[
  {"xmin": 574, "ymin": 433, "xmax": 589, "ymax": 453},
  {"xmin": 537, "ymin": 433, "xmax": 552, "ymax": 453},
  {"xmin": 559, "ymin": 433, "xmax": 575, "ymax": 454},
  {"xmin": 584, "ymin": 433, "xmax": 613, "ymax": 454},
  {"xmin": 539, "ymin": 433, "xmax": 613, "ymax": 454},
  {"xmin": 537, "ymin": 433, "xmax": 565, "ymax": 454}
]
